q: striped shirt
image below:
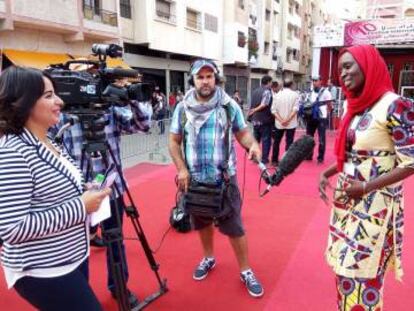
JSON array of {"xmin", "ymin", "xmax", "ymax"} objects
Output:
[
  {"xmin": 50, "ymin": 101, "xmax": 151, "ymax": 197},
  {"xmin": 0, "ymin": 128, "xmax": 88, "ymax": 273},
  {"xmin": 170, "ymin": 100, "xmax": 247, "ymax": 182}
]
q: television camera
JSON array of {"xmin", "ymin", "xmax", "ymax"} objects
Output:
[{"xmin": 45, "ymin": 43, "xmax": 152, "ymax": 112}]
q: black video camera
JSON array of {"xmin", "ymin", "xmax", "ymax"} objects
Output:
[{"xmin": 45, "ymin": 44, "xmax": 152, "ymax": 112}]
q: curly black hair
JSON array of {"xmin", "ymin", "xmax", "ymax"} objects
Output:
[{"xmin": 0, "ymin": 66, "xmax": 52, "ymax": 136}]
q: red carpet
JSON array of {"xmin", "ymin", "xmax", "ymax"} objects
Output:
[{"xmin": 1, "ymin": 131, "xmax": 414, "ymax": 310}]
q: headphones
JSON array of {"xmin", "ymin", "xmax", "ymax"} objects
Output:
[{"xmin": 188, "ymin": 59, "xmax": 221, "ymax": 86}]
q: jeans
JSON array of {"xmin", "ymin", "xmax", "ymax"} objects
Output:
[
  {"xmin": 253, "ymin": 123, "xmax": 273, "ymax": 164},
  {"xmin": 306, "ymin": 118, "xmax": 327, "ymax": 162},
  {"xmin": 14, "ymin": 260, "xmax": 102, "ymax": 311},
  {"xmin": 271, "ymin": 128, "xmax": 296, "ymax": 163}
]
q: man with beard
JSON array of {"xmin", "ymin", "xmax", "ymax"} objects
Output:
[{"xmin": 168, "ymin": 59, "xmax": 264, "ymax": 298}]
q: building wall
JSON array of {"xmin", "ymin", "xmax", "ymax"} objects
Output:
[{"xmin": 131, "ymin": 0, "xmax": 223, "ymax": 61}]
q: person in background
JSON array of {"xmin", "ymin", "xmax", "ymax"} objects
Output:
[
  {"xmin": 320, "ymin": 44, "xmax": 414, "ymax": 310},
  {"xmin": 270, "ymin": 79, "xmax": 299, "ymax": 166},
  {"xmin": 176, "ymin": 90, "xmax": 184, "ymax": 104},
  {"xmin": 271, "ymin": 81, "xmax": 280, "ymax": 97},
  {"xmin": 304, "ymin": 75, "xmax": 333, "ymax": 164},
  {"xmin": 248, "ymin": 75, "xmax": 274, "ymax": 165},
  {"xmin": 168, "ymin": 90, "xmax": 177, "ymax": 117},
  {"xmin": 0, "ymin": 66, "xmax": 110, "ymax": 311},
  {"xmin": 152, "ymin": 86, "xmax": 167, "ymax": 134},
  {"xmin": 232, "ymin": 89, "xmax": 244, "ymax": 108},
  {"xmin": 327, "ymin": 78, "xmax": 339, "ymax": 129}
]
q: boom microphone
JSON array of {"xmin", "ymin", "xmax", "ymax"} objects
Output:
[{"xmin": 261, "ymin": 135, "xmax": 315, "ymax": 197}]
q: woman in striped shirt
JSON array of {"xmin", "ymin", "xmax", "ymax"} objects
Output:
[{"xmin": 0, "ymin": 66, "xmax": 111, "ymax": 310}]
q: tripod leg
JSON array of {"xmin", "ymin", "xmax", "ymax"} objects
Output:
[{"xmin": 101, "ymin": 197, "xmax": 130, "ymax": 311}]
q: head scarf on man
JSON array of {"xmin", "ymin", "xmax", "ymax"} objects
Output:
[{"xmin": 334, "ymin": 44, "xmax": 394, "ymax": 171}]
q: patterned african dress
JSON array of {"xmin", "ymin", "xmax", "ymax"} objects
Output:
[{"xmin": 326, "ymin": 92, "xmax": 414, "ymax": 310}]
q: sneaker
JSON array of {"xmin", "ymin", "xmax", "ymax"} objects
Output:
[
  {"xmin": 240, "ymin": 270, "xmax": 264, "ymax": 298},
  {"xmin": 193, "ymin": 257, "xmax": 216, "ymax": 280},
  {"xmin": 110, "ymin": 289, "xmax": 139, "ymax": 309}
]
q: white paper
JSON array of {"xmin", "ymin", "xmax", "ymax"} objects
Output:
[
  {"xmin": 90, "ymin": 196, "xmax": 111, "ymax": 226},
  {"xmin": 344, "ymin": 162, "xmax": 355, "ymax": 177}
]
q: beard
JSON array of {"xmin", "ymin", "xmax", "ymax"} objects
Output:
[{"xmin": 195, "ymin": 85, "xmax": 215, "ymax": 100}]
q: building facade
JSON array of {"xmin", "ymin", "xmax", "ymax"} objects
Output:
[
  {"xmin": 121, "ymin": 0, "xmax": 223, "ymax": 96},
  {"xmin": 0, "ymin": 0, "xmax": 121, "ymax": 69}
]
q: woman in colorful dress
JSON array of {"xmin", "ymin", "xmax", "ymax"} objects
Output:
[{"xmin": 319, "ymin": 44, "xmax": 414, "ymax": 310}]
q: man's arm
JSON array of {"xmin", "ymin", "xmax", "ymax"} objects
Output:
[
  {"xmin": 168, "ymin": 133, "xmax": 190, "ymax": 192},
  {"xmin": 235, "ymin": 128, "xmax": 261, "ymax": 162}
]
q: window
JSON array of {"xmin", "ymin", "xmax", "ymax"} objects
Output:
[
  {"xmin": 238, "ymin": 31, "xmax": 247, "ymax": 47},
  {"xmin": 238, "ymin": 0, "xmax": 245, "ymax": 9},
  {"xmin": 120, "ymin": 0, "xmax": 131, "ymax": 19},
  {"xmin": 286, "ymin": 48, "xmax": 292, "ymax": 63},
  {"xmin": 205, "ymin": 14, "xmax": 218, "ymax": 32},
  {"xmin": 156, "ymin": 0, "xmax": 174, "ymax": 22},
  {"xmin": 83, "ymin": 0, "xmax": 100, "ymax": 16},
  {"xmin": 295, "ymin": 3, "xmax": 300, "ymax": 15},
  {"xmin": 265, "ymin": 9, "xmax": 271, "ymax": 21},
  {"xmin": 272, "ymin": 41, "xmax": 278, "ymax": 61},
  {"xmin": 264, "ymin": 42, "xmax": 270, "ymax": 54},
  {"xmin": 292, "ymin": 49, "xmax": 299, "ymax": 61},
  {"xmin": 187, "ymin": 8, "xmax": 201, "ymax": 30}
]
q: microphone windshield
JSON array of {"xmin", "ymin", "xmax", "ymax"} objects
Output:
[{"xmin": 268, "ymin": 135, "xmax": 315, "ymax": 187}]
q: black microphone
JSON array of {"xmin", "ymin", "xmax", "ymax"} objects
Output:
[{"xmin": 261, "ymin": 135, "xmax": 315, "ymax": 197}]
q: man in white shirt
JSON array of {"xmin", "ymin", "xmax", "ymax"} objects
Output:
[
  {"xmin": 270, "ymin": 79, "xmax": 299, "ymax": 166},
  {"xmin": 305, "ymin": 76, "xmax": 333, "ymax": 164}
]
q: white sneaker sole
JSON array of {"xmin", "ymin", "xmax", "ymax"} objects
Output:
[
  {"xmin": 193, "ymin": 262, "xmax": 216, "ymax": 281},
  {"xmin": 240, "ymin": 276, "xmax": 264, "ymax": 298}
]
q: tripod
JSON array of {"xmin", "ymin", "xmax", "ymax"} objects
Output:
[{"xmin": 74, "ymin": 112, "xmax": 168, "ymax": 311}]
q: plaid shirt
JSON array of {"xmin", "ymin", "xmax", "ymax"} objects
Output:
[
  {"xmin": 170, "ymin": 100, "xmax": 247, "ymax": 183},
  {"xmin": 50, "ymin": 101, "xmax": 151, "ymax": 197}
]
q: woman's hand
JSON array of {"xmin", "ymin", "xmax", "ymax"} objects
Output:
[
  {"xmin": 319, "ymin": 172, "xmax": 333, "ymax": 206},
  {"xmin": 339, "ymin": 179, "xmax": 367, "ymax": 200},
  {"xmin": 81, "ymin": 188, "xmax": 112, "ymax": 214}
]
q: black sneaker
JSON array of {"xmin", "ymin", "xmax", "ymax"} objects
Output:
[
  {"xmin": 193, "ymin": 257, "xmax": 216, "ymax": 280},
  {"xmin": 90, "ymin": 235, "xmax": 105, "ymax": 248},
  {"xmin": 240, "ymin": 270, "xmax": 264, "ymax": 298},
  {"xmin": 111, "ymin": 289, "xmax": 139, "ymax": 309}
]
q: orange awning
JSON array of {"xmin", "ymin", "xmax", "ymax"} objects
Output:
[
  {"xmin": 3, "ymin": 49, "xmax": 72, "ymax": 69},
  {"xmin": 71, "ymin": 54, "xmax": 132, "ymax": 69}
]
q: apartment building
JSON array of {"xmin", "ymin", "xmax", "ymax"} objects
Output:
[
  {"xmin": 0, "ymin": 0, "xmax": 122, "ymax": 70},
  {"xmin": 121, "ymin": 0, "xmax": 223, "ymax": 95},
  {"xmin": 366, "ymin": 0, "xmax": 414, "ymax": 19},
  {"xmin": 221, "ymin": 0, "xmax": 250, "ymax": 103}
]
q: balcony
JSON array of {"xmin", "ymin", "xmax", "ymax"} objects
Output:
[{"xmin": 83, "ymin": 4, "xmax": 118, "ymax": 27}]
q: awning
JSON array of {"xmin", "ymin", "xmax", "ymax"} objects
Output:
[
  {"xmin": 71, "ymin": 55, "xmax": 132, "ymax": 69},
  {"xmin": 3, "ymin": 49, "xmax": 72, "ymax": 69}
]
